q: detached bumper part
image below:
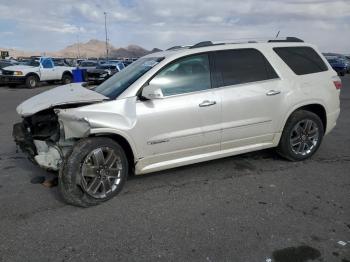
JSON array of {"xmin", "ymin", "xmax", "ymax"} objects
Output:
[{"xmin": 33, "ymin": 140, "xmax": 62, "ymax": 171}]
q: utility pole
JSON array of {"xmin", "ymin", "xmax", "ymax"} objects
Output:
[
  {"xmin": 76, "ymin": 33, "xmax": 81, "ymax": 59},
  {"xmin": 104, "ymin": 11, "xmax": 109, "ymax": 61}
]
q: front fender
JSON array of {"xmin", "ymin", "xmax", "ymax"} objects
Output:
[{"xmin": 89, "ymin": 128, "xmax": 139, "ymax": 159}]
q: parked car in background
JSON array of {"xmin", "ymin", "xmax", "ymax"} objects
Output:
[
  {"xmin": 0, "ymin": 57, "xmax": 74, "ymax": 88},
  {"xmin": 326, "ymin": 57, "xmax": 348, "ymax": 76},
  {"xmin": 52, "ymin": 58, "xmax": 70, "ymax": 67},
  {"xmin": 87, "ymin": 64, "xmax": 119, "ymax": 84},
  {"xmin": 78, "ymin": 60, "xmax": 98, "ymax": 70},
  {"xmin": 0, "ymin": 59, "xmax": 18, "ymax": 69},
  {"xmin": 13, "ymin": 37, "xmax": 341, "ymax": 206},
  {"xmin": 109, "ymin": 61, "xmax": 125, "ymax": 71}
]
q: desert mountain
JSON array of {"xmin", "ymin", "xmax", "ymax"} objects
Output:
[{"xmin": 1, "ymin": 39, "xmax": 162, "ymax": 59}]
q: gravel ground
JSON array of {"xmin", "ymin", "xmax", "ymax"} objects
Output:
[{"xmin": 0, "ymin": 78, "xmax": 349, "ymax": 262}]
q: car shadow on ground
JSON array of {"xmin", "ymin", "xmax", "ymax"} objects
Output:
[{"xmin": 5, "ymin": 147, "xmax": 286, "ymax": 205}]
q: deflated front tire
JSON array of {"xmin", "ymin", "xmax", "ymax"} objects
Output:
[{"xmin": 58, "ymin": 137, "xmax": 128, "ymax": 207}]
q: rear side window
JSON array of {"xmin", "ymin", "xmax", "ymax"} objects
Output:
[
  {"xmin": 213, "ymin": 49, "xmax": 278, "ymax": 87},
  {"xmin": 273, "ymin": 47, "xmax": 328, "ymax": 75}
]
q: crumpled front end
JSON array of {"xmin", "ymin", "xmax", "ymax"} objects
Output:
[{"xmin": 12, "ymin": 109, "xmax": 76, "ymax": 171}]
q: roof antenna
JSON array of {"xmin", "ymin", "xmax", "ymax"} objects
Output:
[{"xmin": 275, "ymin": 30, "xmax": 280, "ymax": 39}]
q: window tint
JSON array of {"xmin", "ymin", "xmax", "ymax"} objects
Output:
[
  {"xmin": 273, "ymin": 47, "xmax": 328, "ymax": 75},
  {"xmin": 150, "ymin": 54, "xmax": 211, "ymax": 96},
  {"xmin": 214, "ymin": 49, "xmax": 278, "ymax": 87},
  {"xmin": 41, "ymin": 58, "xmax": 54, "ymax": 68}
]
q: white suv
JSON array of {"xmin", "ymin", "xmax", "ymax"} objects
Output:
[{"xmin": 13, "ymin": 37, "xmax": 341, "ymax": 206}]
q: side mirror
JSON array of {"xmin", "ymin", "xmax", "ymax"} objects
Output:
[{"xmin": 141, "ymin": 84, "xmax": 164, "ymax": 100}]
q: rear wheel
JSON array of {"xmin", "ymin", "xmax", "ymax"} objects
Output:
[
  {"xmin": 277, "ymin": 110, "xmax": 324, "ymax": 161},
  {"xmin": 59, "ymin": 137, "xmax": 128, "ymax": 207},
  {"xmin": 62, "ymin": 73, "xmax": 73, "ymax": 85},
  {"xmin": 25, "ymin": 75, "xmax": 39, "ymax": 89}
]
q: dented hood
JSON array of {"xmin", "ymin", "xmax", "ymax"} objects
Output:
[{"xmin": 17, "ymin": 83, "xmax": 108, "ymax": 117}]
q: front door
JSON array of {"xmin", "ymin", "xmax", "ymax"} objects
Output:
[{"xmin": 133, "ymin": 53, "xmax": 221, "ymax": 172}]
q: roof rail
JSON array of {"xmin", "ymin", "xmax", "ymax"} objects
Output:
[
  {"xmin": 166, "ymin": 37, "xmax": 304, "ymax": 51},
  {"xmin": 166, "ymin": 46, "xmax": 184, "ymax": 51},
  {"xmin": 190, "ymin": 41, "xmax": 214, "ymax": 49},
  {"xmin": 268, "ymin": 37, "xmax": 304, "ymax": 43},
  {"xmin": 166, "ymin": 45, "xmax": 191, "ymax": 51}
]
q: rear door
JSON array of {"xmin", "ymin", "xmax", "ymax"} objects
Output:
[
  {"xmin": 212, "ymin": 48, "xmax": 284, "ymax": 150},
  {"xmin": 133, "ymin": 53, "xmax": 221, "ymax": 168}
]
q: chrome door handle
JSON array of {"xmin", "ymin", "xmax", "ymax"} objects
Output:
[
  {"xmin": 266, "ymin": 90, "xmax": 281, "ymax": 96},
  {"xmin": 199, "ymin": 100, "xmax": 216, "ymax": 107}
]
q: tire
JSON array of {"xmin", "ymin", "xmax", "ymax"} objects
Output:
[
  {"xmin": 62, "ymin": 73, "xmax": 73, "ymax": 85},
  {"xmin": 59, "ymin": 137, "xmax": 129, "ymax": 207},
  {"xmin": 277, "ymin": 110, "xmax": 324, "ymax": 161},
  {"xmin": 25, "ymin": 75, "xmax": 39, "ymax": 89}
]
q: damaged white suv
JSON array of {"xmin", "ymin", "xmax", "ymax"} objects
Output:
[{"xmin": 13, "ymin": 37, "xmax": 341, "ymax": 207}]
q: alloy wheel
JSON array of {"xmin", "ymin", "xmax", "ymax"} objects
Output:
[
  {"xmin": 80, "ymin": 147, "xmax": 123, "ymax": 199},
  {"xmin": 290, "ymin": 119, "xmax": 320, "ymax": 156}
]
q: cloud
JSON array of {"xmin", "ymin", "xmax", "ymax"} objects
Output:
[{"xmin": 0, "ymin": 0, "xmax": 349, "ymax": 53}]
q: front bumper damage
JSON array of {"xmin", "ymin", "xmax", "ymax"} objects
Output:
[
  {"xmin": 12, "ymin": 109, "xmax": 90, "ymax": 171},
  {"xmin": 13, "ymin": 121, "xmax": 65, "ymax": 171}
]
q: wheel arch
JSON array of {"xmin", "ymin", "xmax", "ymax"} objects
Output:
[
  {"xmin": 88, "ymin": 130, "xmax": 137, "ymax": 173},
  {"xmin": 281, "ymin": 102, "xmax": 327, "ymax": 134},
  {"xmin": 62, "ymin": 70, "xmax": 73, "ymax": 77},
  {"xmin": 25, "ymin": 72, "xmax": 40, "ymax": 80}
]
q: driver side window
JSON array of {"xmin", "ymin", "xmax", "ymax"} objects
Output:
[
  {"xmin": 41, "ymin": 58, "xmax": 54, "ymax": 69},
  {"xmin": 150, "ymin": 54, "xmax": 211, "ymax": 96}
]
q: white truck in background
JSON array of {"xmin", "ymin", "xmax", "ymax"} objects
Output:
[{"xmin": 0, "ymin": 57, "xmax": 74, "ymax": 88}]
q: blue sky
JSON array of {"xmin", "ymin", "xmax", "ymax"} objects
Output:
[{"xmin": 0, "ymin": 0, "xmax": 349, "ymax": 53}]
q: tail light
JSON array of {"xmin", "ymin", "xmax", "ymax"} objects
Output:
[{"xmin": 333, "ymin": 80, "xmax": 342, "ymax": 90}]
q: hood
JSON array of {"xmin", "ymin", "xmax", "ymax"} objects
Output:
[
  {"xmin": 17, "ymin": 83, "xmax": 109, "ymax": 117},
  {"xmin": 3, "ymin": 65, "xmax": 36, "ymax": 71}
]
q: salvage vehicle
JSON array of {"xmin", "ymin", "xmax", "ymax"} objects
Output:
[
  {"xmin": 0, "ymin": 57, "xmax": 73, "ymax": 88},
  {"xmin": 87, "ymin": 64, "xmax": 119, "ymax": 84},
  {"xmin": 13, "ymin": 37, "xmax": 341, "ymax": 207}
]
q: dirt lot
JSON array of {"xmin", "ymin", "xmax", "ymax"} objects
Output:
[{"xmin": 0, "ymin": 79, "xmax": 349, "ymax": 262}]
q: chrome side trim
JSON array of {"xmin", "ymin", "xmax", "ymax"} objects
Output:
[{"xmin": 147, "ymin": 139, "xmax": 170, "ymax": 145}]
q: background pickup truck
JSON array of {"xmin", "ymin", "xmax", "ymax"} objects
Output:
[{"xmin": 0, "ymin": 57, "xmax": 74, "ymax": 88}]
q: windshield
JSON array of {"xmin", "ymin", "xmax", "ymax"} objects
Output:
[
  {"xmin": 23, "ymin": 60, "xmax": 40, "ymax": 67},
  {"xmin": 94, "ymin": 57, "xmax": 164, "ymax": 99}
]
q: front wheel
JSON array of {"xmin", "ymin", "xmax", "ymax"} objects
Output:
[
  {"xmin": 59, "ymin": 137, "xmax": 129, "ymax": 207},
  {"xmin": 25, "ymin": 75, "xmax": 39, "ymax": 88},
  {"xmin": 62, "ymin": 74, "xmax": 73, "ymax": 85},
  {"xmin": 277, "ymin": 110, "xmax": 324, "ymax": 161}
]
